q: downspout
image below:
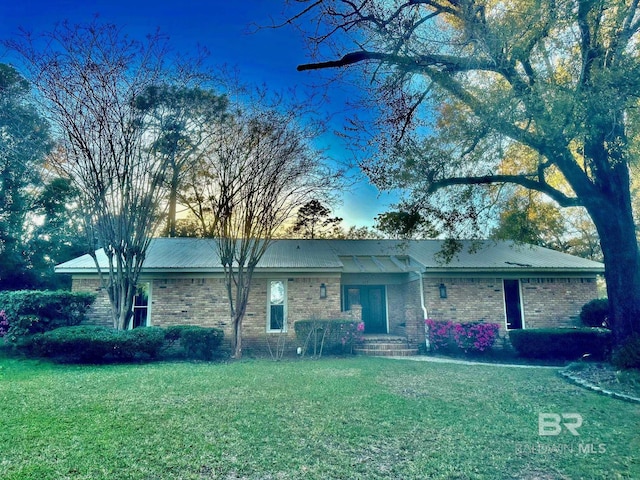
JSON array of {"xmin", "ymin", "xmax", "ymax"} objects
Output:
[{"xmin": 414, "ymin": 270, "xmax": 430, "ymax": 351}]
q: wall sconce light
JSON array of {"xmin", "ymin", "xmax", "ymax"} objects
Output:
[
  {"xmin": 439, "ymin": 283, "xmax": 447, "ymax": 299},
  {"xmin": 320, "ymin": 283, "xmax": 327, "ymax": 299}
]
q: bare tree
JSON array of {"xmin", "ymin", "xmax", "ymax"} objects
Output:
[
  {"xmin": 290, "ymin": 1, "xmax": 640, "ymax": 344},
  {"xmin": 8, "ymin": 20, "xmax": 198, "ymax": 329},
  {"xmin": 183, "ymin": 95, "xmax": 339, "ymax": 358}
]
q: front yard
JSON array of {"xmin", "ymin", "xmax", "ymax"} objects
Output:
[{"xmin": 0, "ymin": 356, "xmax": 638, "ymax": 479}]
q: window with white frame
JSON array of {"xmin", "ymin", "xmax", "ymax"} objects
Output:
[
  {"xmin": 131, "ymin": 282, "xmax": 150, "ymax": 329},
  {"xmin": 267, "ymin": 280, "xmax": 287, "ymax": 332}
]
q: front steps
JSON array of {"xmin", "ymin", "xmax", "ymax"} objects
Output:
[{"xmin": 354, "ymin": 334, "xmax": 419, "ymax": 357}]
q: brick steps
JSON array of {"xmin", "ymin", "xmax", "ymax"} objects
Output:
[{"xmin": 355, "ymin": 335, "xmax": 419, "ymax": 357}]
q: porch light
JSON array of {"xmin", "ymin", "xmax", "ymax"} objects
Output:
[
  {"xmin": 320, "ymin": 283, "xmax": 327, "ymax": 299},
  {"xmin": 439, "ymin": 283, "xmax": 447, "ymax": 299}
]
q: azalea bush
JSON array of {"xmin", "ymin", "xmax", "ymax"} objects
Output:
[
  {"xmin": 425, "ymin": 319, "xmax": 454, "ymax": 351},
  {"xmin": 453, "ymin": 322, "xmax": 501, "ymax": 353},
  {"xmin": 425, "ymin": 319, "xmax": 501, "ymax": 354}
]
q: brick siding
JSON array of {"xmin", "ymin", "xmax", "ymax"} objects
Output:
[
  {"xmin": 424, "ymin": 275, "xmax": 599, "ymax": 336},
  {"xmin": 73, "ymin": 272, "xmax": 599, "ymax": 355}
]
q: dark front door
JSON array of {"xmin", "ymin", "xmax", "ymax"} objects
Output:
[
  {"xmin": 344, "ymin": 285, "xmax": 387, "ymax": 334},
  {"xmin": 503, "ymin": 279, "xmax": 523, "ymax": 330}
]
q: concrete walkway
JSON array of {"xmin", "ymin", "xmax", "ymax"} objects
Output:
[{"xmin": 385, "ymin": 355, "xmax": 561, "ymax": 369}]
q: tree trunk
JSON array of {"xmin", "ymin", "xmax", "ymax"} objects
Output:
[
  {"xmin": 167, "ymin": 168, "xmax": 180, "ymax": 238},
  {"xmin": 232, "ymin": 314, "xmax": 243, "ymax": 358},
  {"xmin": 586, "ymin": 193, "xmax": 640, "ymax": 344}
]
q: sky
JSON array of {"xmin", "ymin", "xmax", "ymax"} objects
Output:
[{"xmin": 0, "ymin": 0, "xmax": 399, "ymax": 228}]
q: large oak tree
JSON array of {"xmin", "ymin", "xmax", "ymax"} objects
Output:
[{"xmin": 292, "ymin": 0, "xmax": 640, "ymax": 344}]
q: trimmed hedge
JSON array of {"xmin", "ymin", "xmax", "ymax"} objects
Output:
[
  {"xmin": 579, "ymin": 298, "xmax": 610, "ymax": 328},
  {"xmin": 165, "ymin": 325, "xmax": 224, "ymax": 360},
  {"xmin": 0, "ymin": 290, "xmax": 95, "ymax": 341},
  {"xmin": 19, "ymin": 324, "xmax": 226, "ymax": 363},
  {"xmin": 294, "ymin": 319, "xmax": 364, "ymax": 356},
  {"xmin": 509, "ymin": 328, "xmax": 612, "ymax": 360},
  {"xmin": 22, "ymin": 326, "xmax": 166, "ymax": 363}
]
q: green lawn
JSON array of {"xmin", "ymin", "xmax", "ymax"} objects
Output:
[{"xmin": 0, "ymin": 356, "xmax": 638, "ymax": 479}]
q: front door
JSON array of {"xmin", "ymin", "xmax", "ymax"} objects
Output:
[
  {"xmin": 503, "ymin": 279, "xmax": 524, "ymax": 330},
  {"xmin": 343, "ymin": 285, "xmax": 387, "ymax": 334}
]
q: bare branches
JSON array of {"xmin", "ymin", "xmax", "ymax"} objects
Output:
[
  {"xmin": 7, "ymin": 20, "xmax": 190, "ymax": 330},
  {"xmin": 180, "ymin": 91, "xmax": 339, "ymax": 357}
]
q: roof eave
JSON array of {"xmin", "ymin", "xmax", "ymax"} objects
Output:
[
  {"xmin": 423, "ymin": 267, "xmax": 605, "ymax": 275},
  {"xmin": 56, "ymin": 266, "xmax": 345, "ymax": 275}
]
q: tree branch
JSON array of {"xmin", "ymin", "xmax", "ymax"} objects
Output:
[
  {"xmin": 428, "ymin": 174, "xmax": 582, "ymax": 208},
  {"xmin": 297, "ymin": 49, "xmax": 496, "ymax": 73}
]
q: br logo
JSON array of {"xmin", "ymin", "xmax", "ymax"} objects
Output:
[{"xmin": 538, "ymin": 413, "xmax": 583, "ymax": 436}]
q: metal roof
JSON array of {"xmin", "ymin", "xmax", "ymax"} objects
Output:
[{"xmin": 55, "ymin": 238, "xmax": 604, "ymax": 274}]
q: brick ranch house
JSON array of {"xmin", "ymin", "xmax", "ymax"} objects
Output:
[{"xmin": 56, "ymin": 238, "xmax": 604, "ymax": 355}]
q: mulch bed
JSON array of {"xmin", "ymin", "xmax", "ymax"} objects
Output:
[{"xmin": 561, "ymin": 363, "xmax": 640, "ymax": 402}]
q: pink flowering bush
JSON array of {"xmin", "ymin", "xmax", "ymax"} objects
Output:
[
  {"xmin": 425, "ymin": 319, "xmax": 454, "ymax": 351},
  {"xmin": 453, "ymin": 322, "xmax": 500, "ymax": 353},
  {"xmin": 338, "ymin": 321, "xmax": 365, "ymax": 350},
  {"xmin": 425, "ymin": 319, "xmax": 500, "ymax": 354}
]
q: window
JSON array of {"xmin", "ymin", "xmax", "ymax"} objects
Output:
[
  {"xmin": 267, "ymin": 280, "xmax": 287, "ymax": 332},
  {"xmin": 131, "ymin": 282, "xmax": 150, "ymax": 329}
]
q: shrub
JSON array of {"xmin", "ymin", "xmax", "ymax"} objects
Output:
[
  {"xmin": 580, "ymin": 298, "xmax": 610, "ymax": 328},
  {"xmin": 0, "ymin": 290, "xmax": 95, "ymax": 342},
  {"xmin": 0, "ymin": 310, "xmax": 8, "ymax": 338},
  {"xmin": 164, "ymin": 325, "xmax": 186, "ymax": 343},
  {"xmin": 509, "ymin": 328, "xmax": 612, "ymax": 360},
  {"xmin": 611, "ymin": 334, "xmax": 640, "ymax": 369},
  {"xmin": 113, "ymin": 327, "xmax": 166, "ymax": 360},
  {"xmin": 425, "ymin": 319, "xmax": 454, "ymax": 352},
  {"xmin": 294, "ymin": 319, "xmax": 364, "ymax": 356},
  {"xmin": 178, "ymin": 326, "xmax": 224, "ymax": 360},
  {"xmin": 22, "ymin": 326, "xmax": 166, "ymax": 363},
  {"xmin": 26, "ymin": 326, "xmax": 115, "ymax": 362},
  {"xmin": 452, "ymin": 322, "xmax": 501, "ymax": 353},
  {"xmin": 425, "ymin": 319, "xmax": 501, "ymax": 354}
]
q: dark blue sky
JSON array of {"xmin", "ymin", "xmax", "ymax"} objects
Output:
[{"xmin": 0, "ymin": 0, "xmax": 398, "ymax": 227}]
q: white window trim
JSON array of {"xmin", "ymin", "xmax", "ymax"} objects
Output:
[
  {"xmin": 267, "ymin": 279, "xmax": 288, "ymax": 333},
  {"xmin": 129, "ymin": 281, "xmax": 152, "ymax": 329}
]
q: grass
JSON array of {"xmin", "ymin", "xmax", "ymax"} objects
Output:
[{"xmin": 0, "ymin": 355, "xmax": 638, "ymax": 479}]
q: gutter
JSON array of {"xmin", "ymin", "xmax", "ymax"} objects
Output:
[{"xmin": 414, "ymin": 270, "xmax": 430, "ymax": 351}]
